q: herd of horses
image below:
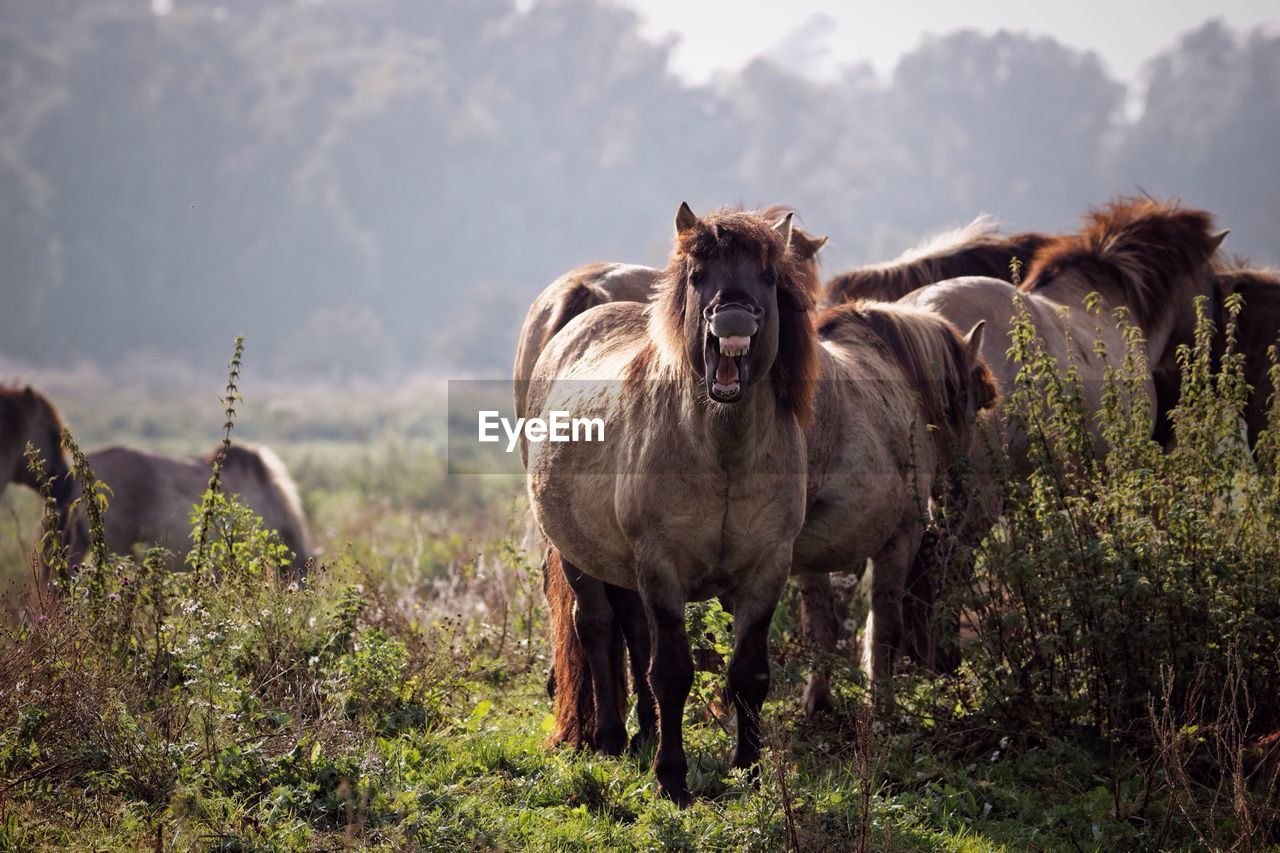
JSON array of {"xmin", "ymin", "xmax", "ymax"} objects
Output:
[
  {"xmin": 514, "ymin": 196, "xmax": 1277, "ymax": 805},
  {"xmin": 2, "ymin": 195, "xmax": 1277, "ymax": 807}
]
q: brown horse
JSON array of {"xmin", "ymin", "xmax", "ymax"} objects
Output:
[
  {"xmin": 901, "ymin": 198, "xmax": 1226, "ymax": 460},
  {"xmin": 525, "ymin": 204, "xmax": 817, "ymax": 804},
  {"xmin": 0, "ymin": 385, "xmax": 76, "ymax": 539},
  {"xmin": 544, "ymin": 295, "xmax": 995, "ymax": 731},
  {"xmin": 824, "ymin": 216, "xmax": 1049, "ymax": 306},
  {"xmin": 517, "ymin": 217, "xmax": 825, "ymax": 746},
  {"xmin": 513, "ymin": 214, "xmax": 826, "ymax": 419},
  {"xmin": 1218, "ymin": 265, "xmax": 1280, "ymax": 448},
  {"xmin": 1149, "ymin": 263, "xmax": 1280, "ymax": 451},
  {"xmin": 791, "ymin": 301, "xmax": 995, "ymax": 714},
  {"xmin": 887, "ymin": 199, "xmax": 1225, "ymax": 674},
  {"xmin": 65, "ymin": 443, "xmax": 315, "ymax": 572}
]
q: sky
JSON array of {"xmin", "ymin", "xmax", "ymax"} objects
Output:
[{"xmin": 618, "ymin": 0, "xmax": 1280, "ymax": 83}]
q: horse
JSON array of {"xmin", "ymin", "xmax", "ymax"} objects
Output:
[
  {"xmin": 823, "ymin": 216, "xmax": 1049, "ymax": 306},
  {"xmin": 545, "ymin": 297, "xmax": 994, "ymax": 728},
  {"xmin": 791, "ymin": 301, "xmax": 996, "ymax": 714},
  {"xmin": 524, "ymin": 204, "xmax": 818, "ymax": 804},
  {"xmin": 65, "ymin": 443, "xmax": 315, "ymax": 572},
  {"xmin": 884, "ymin": 198, "xmax": 1226, "ymax": 674},
  {"xmin": 515, "ymin": 216, "xmax": 825, "ymax": 739},
  {"xmin": 513, "ymin": 213, "xmax": 827, "ymax": 419},
  {"xmin": 1217, "ymin": 264, "xmax": 1280, "ymax": 448},
  {"xmin": 900, "ymin": 198, "xmax": 1226, "ymax": 461},
  {"xmin": 0, "ymin": 385, "xmax": 76, "ymax": 542}
]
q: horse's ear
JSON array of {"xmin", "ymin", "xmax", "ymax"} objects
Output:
[
  {"xmin": 22, "ymin": 386, "xmax": 35, "ymax": 401},
  {"xmin": 675, "ymin": 202, "xmax": 699, "ymax": 235},
  {"xmin": 773, "ymin": 211, "xmax": 794, "ymax": 249},
  {"xmin": 792, "ymin": 232, "xmax": 828, "ymax": 261},
  {"xmin": 963, "ymin": 321, "xmax": 986, "ymax": 360},
  {"xmin": 1209, "ymin": 229, "xmax": 1229, "ymax": 254}
]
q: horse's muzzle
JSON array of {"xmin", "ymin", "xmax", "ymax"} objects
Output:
[{"xmin": 704, "ymin": 304, "xmax": 760, "ymax": 402}]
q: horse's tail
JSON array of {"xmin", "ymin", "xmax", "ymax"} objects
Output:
[{"xmin": 546, "ymin": 543, "xmax": 625, "ymax": 749}]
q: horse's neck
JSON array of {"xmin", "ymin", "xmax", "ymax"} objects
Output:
[{"xmin": 681, "ymin": 378, "xmax": 787, "ymax": 466}]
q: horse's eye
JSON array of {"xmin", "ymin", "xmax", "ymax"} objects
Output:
[{"xmin": 688, "ymin": 269, "xmax": 703, "ymax": 286}]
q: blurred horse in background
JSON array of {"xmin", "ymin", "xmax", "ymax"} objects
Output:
[
  {"xmin": 65, "ymin": 443, "xmax": 314, "ymax": 574},
  {"xmin": 0, "ymin": 384, "xmax": 76, "ymax": 548}
]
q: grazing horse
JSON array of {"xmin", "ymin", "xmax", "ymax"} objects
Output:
[
  {"xmin": 66, "ymin": 443, "xmax": 314, "ymax": 571},
  {"xmin": 0, "ymin": 385, "xmax": 75, "ymax": 535},
  {"xmin": 824, "ymin": 216, "xmax": 1049, "ymax": 306},
  {"xmin": 524, "ymin": 204, "xmax": 818, "ymax": 804}
]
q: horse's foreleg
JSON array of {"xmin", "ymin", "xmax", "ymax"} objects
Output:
[
  {"xmin": 637, "ymin": 573, "xmax": 693, "ymax": 806},
  {"xmin": 725, "ymin": 559, "xmax": 789, "ymax": 772},
  {"xmin": 561, "ymin": 560, "xmax": 628, "ymax": 756},
  {"xmin": 797, "ymin": 573, "xmax": 838, "ymax": 716},
  {"xmin": 606, "ymin": 584, "xmax": 656, "ymax": 751}
]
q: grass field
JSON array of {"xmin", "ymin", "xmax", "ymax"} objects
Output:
[{"xmin": 1, "ymin": 356, "xmax": 1276, "ymax": 851}]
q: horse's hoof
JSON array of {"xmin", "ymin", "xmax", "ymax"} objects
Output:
[
  {"xmin": 657, "ymin": 783, "xmax": 694, "ymax": 809},
  {"xmin": 628, "ymin": 729, "xmax": 655, "ymax": 755},
  {"xmin": 595, "ymin": 727, "xmax": 626, "ymax": 757}
]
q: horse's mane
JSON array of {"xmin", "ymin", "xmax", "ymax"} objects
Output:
[
  {"xmin": 1021, "ymin": 197, "xmax": 1219, "ymax": 334},
  {"xmin": 816, "ymin": 301, "xmax": 997, "ymax": 449},
  {"xmin": 1213, "ymin": 258, "xmax": 1280, "ymax": 294},
  {"xmin": 209, "ymin": 443, "xmax": 308, "ymax": 537},
  {"xmin": 647, "ymin": 208, "xmax": 820, "ymax": 427},
  {"xmin": 825, "ymin": 216, "xmax": 1049, "ymax": 304}
]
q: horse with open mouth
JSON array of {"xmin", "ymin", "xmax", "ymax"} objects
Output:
[
  {"xmin": 513, "ymin": 212, "xmax": 826, "ymax": 747},
  {"xmin": 523, "ymin": 204, "xmax": 818, "ymax": 804}
]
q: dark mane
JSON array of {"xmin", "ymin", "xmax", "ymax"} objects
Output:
[
  {"xmin": 1021, "ymin": 197, "xmax": 1219, "ymax": 335},
  {"xmin": 816, "ymin": 301, "xmax": 997, "ymax": 453},
  {"xmin": 825, "ymin": 216, "xmax": 1049, "ymax": 305},
  {"xmin": 205, "ymin": 444, "xmax": 269, "ymax": 482},
  {"xmin": 648, "ymin": 208, "xmax": 820, "ymax": 427}
]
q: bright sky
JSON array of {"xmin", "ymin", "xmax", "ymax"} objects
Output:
[{"xmin": 619, "ymin": 0, "xmax": 1280, "ymax": 83}]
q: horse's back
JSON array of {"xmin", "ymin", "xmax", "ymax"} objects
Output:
[
  {"xmin": 513, "ymin": 263, "xmax": 657, "ymax": 417},
  {"xmin": 88, "ymin": 446, "xmax": 208, "ymax": 555}
]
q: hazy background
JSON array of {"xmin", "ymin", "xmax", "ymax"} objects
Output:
[{"xmin": 2, "ymin": 0, "xmax": 1278, "ymax": 382}]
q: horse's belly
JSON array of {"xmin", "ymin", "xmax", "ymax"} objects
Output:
[{"xmin": 794, "ymin": 477, "xmax": 905, "ymax": 575}]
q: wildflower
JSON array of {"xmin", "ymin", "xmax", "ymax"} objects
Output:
[{"xmin": 108, "ymin": 592, "xmax": 119, "ymax": 602}]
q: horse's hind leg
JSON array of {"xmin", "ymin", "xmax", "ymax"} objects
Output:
[
  {"xmin": 560, "ymin": 559, "xmax": 628, "ymax": 756},
  {"xmin": 865, "ymin": 523, "xmax": 920, "ymax": 714},
  {"xmin": 605, "ymin": 584, "xmax": 656, "ymax": 750},
  {"xmin": 797, "ymin": 573, "xmax": 838, "ymax": 716},
  {"xmin": 725, "ymin": 557, "xmax": 789, "ymax": 773}
]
